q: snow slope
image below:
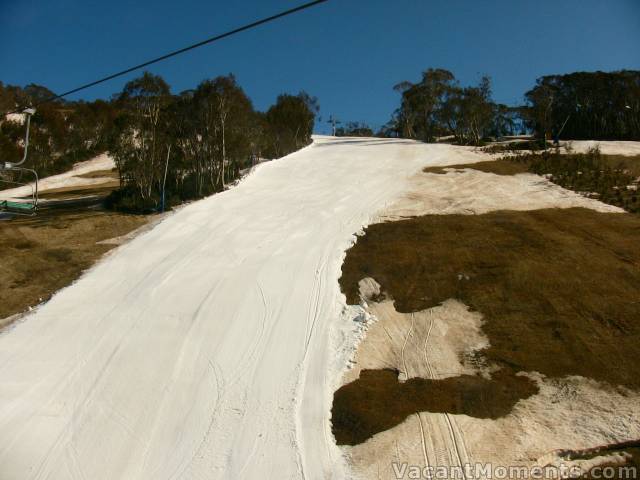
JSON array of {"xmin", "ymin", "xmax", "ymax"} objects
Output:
[
  {"xmin": 3, "ymin": 113, "xmax": 26, "ymax": 125},
  {"xmin": 0, "ymin": 153, "xmax": 116, "ymax": 200},
  {"xmin": 566, "ymin": 140, "xmax": 640, "ymax": 156},
  {"xmin": 0, "ymin": 137, "xmax": 491, "ymax": 480}
]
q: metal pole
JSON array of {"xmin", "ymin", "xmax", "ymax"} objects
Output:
[
  {"xmin": 161, "ymin": 145, "xmax": 171, "ymax": 213},
  {"xmin": 4, "ymin": 108, "xmax": 35, "ymax": 168}
]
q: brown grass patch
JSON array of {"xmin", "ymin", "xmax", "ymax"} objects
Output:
[
  {"xmin": 37, "ymin": 183, "xmax": 119, "ymax": 200},
  {"xmin": 0, "ymin": 210, "xmax": 149, "ymax": 325},
  {"xmin": 598, "ymin": 154, "xmax": 640, "ymax": 178},
  {"xmin": 332, "ymin": 369, "xmax": 537, "ymax": 446},
  {"xmin": 75, "ymin": 169, "xmax": 118, "ymax": 179},
  {"xmin": 33, "ymin": 169, "xmax": 119, "ymax": 200},
  {"xmin": 424, "ymin": 159, "xmax": 530, "ymax": 176},
  {"xmin": 424, "ymin": 154, "xmax": 640, "ymax": 178},
  {"xmin": 339, "ymin": 208, "xmax": 640, "ymax": 389}
]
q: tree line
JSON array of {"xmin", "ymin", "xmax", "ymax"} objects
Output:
[
  {"xmin": 108, "ymin": 72, "xmax": 317, "ymax": 211},
  {"xmin": 379, "ymin": 68, "xmax": 639, "ymax": 145},
  {"xmin": 380, "ymin": 68, "xmax": 521, "ymax": 145},
  {"xmin": 335, "ymin": 122, "xmax": 374, "ymax": 138},
  {"xmin": 1, "ymin": 73, "xmax": 318, "ymax": 212},
  {"xmin": 524, "ymin": 70, "xmax": 640, "ymax": 141},
  {"xmin": 3, "ymin": 68, "xmax": 638, "ymax": 209}
]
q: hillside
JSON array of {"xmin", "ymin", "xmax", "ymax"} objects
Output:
[{"xmin": 1, "ymin": 137, "xmax": 639, "ymax": 480}]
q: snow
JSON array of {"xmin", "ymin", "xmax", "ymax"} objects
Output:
[
  {"xmin": 342, "ymin": 297, "xmax": 490, "ymax": 386},
  {"xmin": 1, "ymin": 136, "xmax": 635, "ymax": 479},
  {"xmin": 338, "ymin": 153, "xmax": 634, "ymax": 479},
  {"xmin": 0, "ymin": 153, "xmax": 116, "ymax": 200},
  {"xmin": 565, "ymin": 140, "xmax": 640, "ymax": 156},
  {"xmin": 3, "ymin": 113, "xmax": 26, "ymax": 125},
  {"xmin": 379, "ymin": 167, "xmax": 623, "ymax": 220},
  {"xmin": 343, "ymin": 296, "xmax": 640, "ymax": 480},
  {"xmin": 0, "ymin": 137, "xmax": 494, "ymax": 480},
  {"xmin": 342, "ymin": 297, "xmax": 490, "ymax": 479}
]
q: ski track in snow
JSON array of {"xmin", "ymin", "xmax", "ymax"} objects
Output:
[
  {"xmin": 411, "ymin": 309, "xmax": 470, "ymax": 478},
  {"xmin": 0, "ymin": 137, "xmax": 492, "ymax": 480}
]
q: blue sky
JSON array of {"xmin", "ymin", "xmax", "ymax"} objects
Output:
[{"xmin": 1, "ymin": 0, "xmax": 639, "ymax": 133}]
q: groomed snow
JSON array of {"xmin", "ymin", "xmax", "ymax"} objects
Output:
[
  {"xmin": 0, "ymin": 137, "xmax": 494, "ymax": 480},
  {"xmin": 0, "ymin": 153, "xmax": 116, "ymax": 200},
  {"xmin": 565, "ymin": 140, "xmax": 640, "ymax": 156}
]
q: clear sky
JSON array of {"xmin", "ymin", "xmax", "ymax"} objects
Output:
[{"xmin": 1, "ymin": 0, "xmax": 639, "ymax": 133}]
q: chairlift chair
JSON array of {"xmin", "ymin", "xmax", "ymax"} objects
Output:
[{"xmin": 0, "ymin": 108, "xmax": 38, "ymax": 215}]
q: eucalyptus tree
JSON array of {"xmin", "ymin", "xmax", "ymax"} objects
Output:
[
  {"xmin": 393, "ymin": 68, "xmax": 458, "ymax": 142},
  {"xmin": 1, "ymin": 72, "xmax": 322, "ymax": 212},
  {"xmin": 459, "ymin": 76, "xmax": 494, "ymax": 145},
  {"xmin": 394, "ymin": 70, "xmax": 497, "ymax": 145},
  {"xmin": 191, "ymin": 75, "xmax": 255, "ymax": 191},
  {"xmin": 525, "ymin": 70, "xmax": 640, "ymax": 140},
  {"xmin": 263, "ymin": 92, "xmax": 318, "ymax": 158},
  {"xmin": 335, "ymin": 121, "xmax": 374, "ymax": 137},
  {"xmin": 111, "ymin": 72, "xmax": 172, "ymax": 207}
]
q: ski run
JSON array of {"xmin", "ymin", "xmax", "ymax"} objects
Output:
[{"xmin": 0, "ymin": 136, "xmax": 635, "ymax": 479}]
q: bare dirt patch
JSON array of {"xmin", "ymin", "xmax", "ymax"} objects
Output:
[
  {"xmin": 424, "ymin": 158, "xmax": 530, "ymax": 176},
  {"xmin": 339, "ymin": 207, "xmax": 640, "ymax": 390},
  {"xmin": 35, "ymin": 169, "xmax": 120, "ymax": 200},
  {"xmin": 74, "ymin": 168, "xmax": 118, "ymax": 179},
  {"xmin": 0, "ymin": 210, "xmax": 149, "ymax": 325},
  {"xmin": 37, "ymin": 183, "xmax": 119, "ymax": 200},
  {"xmin": 425, "ymin": 154, "xmax": 640, "ymax": 178}
]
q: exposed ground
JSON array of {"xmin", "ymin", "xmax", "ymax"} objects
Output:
[
  {"xmin": 481, "ymin": 140, "xmax": 640, "ymax": 157},
  {"xmin": 339, "ymin": 208, "xmax": 640, "ymax": 389},
  {"xmin": 0, "ymin": 209, "xmax": 150, "ymax": 327},
  {"xmin": 2, "ymin": 138, "xmax": 638, "ymax": 480},
  {"xmin": 0, "ymin": 155, "xmax": 146, "ymax": 328},
  {"xmin": 425, "ymin": 154, "xmax": 640, "ymax": 178},
  {"xmin": 424, "ymin": 158, "xmax": 530, "ymax": 176},
  {"xmin": 334, "ymin": 151, "xmax": 640, "ymax": 478},
  {"xmin": 37, "ymin": 179, "xmax": 119, "ymax": 200}
]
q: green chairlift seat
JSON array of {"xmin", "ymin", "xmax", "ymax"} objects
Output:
[
  {"xmin": 0, "ymin": 199, "xmax": 37, "ymax": 214},
  {"xmin": 0, "ymin": 108, "xmax": 38, "ymax": 216}
]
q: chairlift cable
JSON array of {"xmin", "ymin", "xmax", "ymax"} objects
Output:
[{"xmin": 3, "ymin": 0, "xmax": 330, "ymax": 116}]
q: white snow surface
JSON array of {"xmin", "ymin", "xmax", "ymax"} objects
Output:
[
  {"xmin": 3, "ymin": 113, "xmax": 26, "ymax": 125},
  {"xmin": 0, "ymin": 153, "xmax": 115, "ymax": 200},
  {"xmin": 379, "ymin": 168, "xmax": 623, "ymax": 219},
  {"xmin": 565, "ymin": 140, "xmax": 640, "ymax": 156},
  {"xmin": 0, "ymin": 137, "xmax": 492, "ymax": 480}
]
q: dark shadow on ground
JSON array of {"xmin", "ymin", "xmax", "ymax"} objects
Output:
[{"xmin": 332, "ymin": 369, "xmax": 537, "ymax": 446}]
